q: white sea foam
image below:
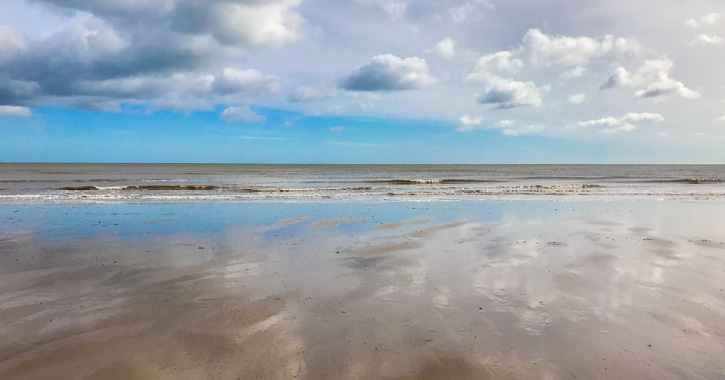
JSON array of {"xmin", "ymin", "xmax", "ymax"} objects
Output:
[{"xmin": 2, "ymin": 182, "xmax": 725, "ymax": 203}]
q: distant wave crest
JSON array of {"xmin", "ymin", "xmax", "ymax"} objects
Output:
[
  {"xmin": 61, "ymin": 185, "xmax": 220, "ymax": 191},
  {"xmin": 367, "ymin": 179, "xmax": 499, "ymax": 185}
]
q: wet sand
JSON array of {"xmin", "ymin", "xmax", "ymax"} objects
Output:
[{"xmin": 0, "ymin": 201, "xmax": 724, "ymax": 379}]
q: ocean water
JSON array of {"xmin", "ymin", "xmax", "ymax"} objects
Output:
[{"xmin": 1, "ymin": 163, "xmax": 725, "ymax": 201}]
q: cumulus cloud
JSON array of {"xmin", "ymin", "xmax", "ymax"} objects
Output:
[
  {"xmin": 468, "ymin": 51, "xmax": 524, "ymax": 79},
  {"xmin": 466, "ymin": 48, "xmax": 543, "ymax": 109},
  {"xmin": 600, "ymin": 57, "xmax": 700, "ymax": 99},
  {"xmin": 568, "ymin": 93, "xmax": 585, "ymax": 104},
  {"xmin": 701, "ymin": 13, "xmax": 723, "ymax": 25},
  {"xmin": 0, "ymin": 105, "xmax": 32, "ymax": 117},
  {"xmin": 690, "ymin": 34, "xmax": 723, "ymax": 45},
  {"xmin": 38, "ymin": 0, "xmax": 303, "ymax": 48},
  {"xmin": 449, "ymin": 0, "xmax": 494, "ymax": 23},
  {"xmin": 685, "ymin": 13, "xmax": 722, "ymax": 28},
  {"xmin": 433, "ymin": 38, "xmax": 456, "ymax": 59},
  {"xmin": 221, "ymin": 105, "xmax": 266, "ymax": 122},
  {"xmin": 456, "ymin": 117, "xmax": 538, "ymax": 136},
  {"xmin": 0, "ymin": 0, "xmax": 302, "ymax": 111},
  {"xmin": 213, "ymin": 68, "xmax": 279, "ymax": 95},
  {"xmin": 456, "ymin": 114, "xmax": 485, "ymax": 132},
  {"xmin": 341, "ymin": 54, "xmax": 436, "ymax": 92},
  {"xmin": 578, "ymin": 112, "xmax": 664, "ymax": 134},
  {"xmin": 523, "ymin": 28, "xmax": 639, "ymax": 67},
  {"xmin": 473, "ymin": 75, "xmax": 543, "ymax": 109}
]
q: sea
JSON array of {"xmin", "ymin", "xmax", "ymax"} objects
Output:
[{"xmin": 1, "ymin": 163, "xmax": 725, "ymax": 202}]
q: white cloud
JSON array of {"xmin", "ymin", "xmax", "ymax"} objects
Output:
[
  {"xmin": 684, "ymin": 13, "xmax": 722, "ymax": 28},
  {"xmin": 568, "ymin": 93, "xmax": 586, "ymax": 104},
  {"xmin": 467, "ymin": 49, "xmax": 543, "ymax": 111},
  {"xmin": 456, "ymin": 114, "xmax": 485, "ymax": 132},
  {"xmin": 0, "ymin": 105, "xmax": 32, "ymax": 117},
  {"xmin": 197, "ymin": 0, "xmax": 303, "ymax": 47},
  {"xmin": 690, "ymin": 34, "xmax": 723, "ymax": 45},
  {"xmin": 578, "ymin": 112, "xmax": 664, "ymax": 134},
  {"xmin": 433, "ymin": 38, "xmax": 456, "ymax": 59},
  {"xmin": 522, "ymin": 28, "xmax": 639, "ymax": 67},
  {"xmin": 715, "ymin": 116, "xmax": 725, "ymax": 122},
  {"xmin": 701, "ymin": 13, "xmax": 723, "ymax": 25},
  {"xmin": 473, "ymin": 75, "xmax": 543, "ymax": 109},
  {"xmin": 288, "ymin": 86, "xmax": 332, "ymax": 103},
  {"xmin": 456, "ymin": 117, "xmax": 533, "ymax": 136},
  {"xmin": 685, "ymin": 19, "xmax": 700, "ymax": 28},
  {"xmin": 213, "ymin": 68, "xmax": 280, "ymax": 95},
  {"xmin": 341, "ymin": 54, "xmax": 436, "ymax": 92},
  {"xmin": 502, "ymin": 124, "xmax": 544, "ymax": 136},
  {"xmin": 221, "ymin": 105, "xmax": 266, "ymax": 122},
  {"xmin": 449, "ymin": 0, "xmax": 494, "ymax": 23},
  {"xmin": 600, "ymin": 124, "xmax": 637, "ymax": 134},
  {"xmin": 330, "ymin": 126, "xmax": 344, "ymax": 131},
  {"xmin": 601, "ymin": 57, "xmax": 700, "ymax": 99},
  {"xmin": 355, "ymin": 0, "xmax": 408, "ymax": 18},
  {"xmin": 468, "ymin": 51, "xmax": 524, "ymax": 79}
]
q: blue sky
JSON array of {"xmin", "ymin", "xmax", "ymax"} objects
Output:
[{"xmin": 0, "ymin": 0, "xmax": 724, "ymax": 163}]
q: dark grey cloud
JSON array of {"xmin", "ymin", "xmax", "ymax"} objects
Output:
[{"xmin": 0, "ymin": 0, "xmax": 300, "ymax": 110}]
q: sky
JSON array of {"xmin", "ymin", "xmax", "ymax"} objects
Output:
[{"xmin": 0, "ymin": 0, "xmax": 724, "ymax": 163}]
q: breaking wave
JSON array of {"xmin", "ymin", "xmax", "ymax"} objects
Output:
[
  {"xmin": 367, "ymin": 179, "xmax": 499, "ymax": 185},
  {"xmin": 61, "ymin": 185, "xmax": 221, "ymax": 191}
]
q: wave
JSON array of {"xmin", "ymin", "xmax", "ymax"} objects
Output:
[
  {"xmin": 241, "ymin": 187, "xmax": 373, "ymax": 193},
  {"xmin": 384, "ymin": 184, "xmax": 603, "ymax": 196},
  {"xmin": 61, "ymin": 185, "xmax": 221, "ymax": 191},
  {"xmin": 366, "ymin": 179, "xmax": 499, "ymax": 185},
  {"xmin": 47, "ymin": 183, "xmax": 603, "ymax": 197},
  {"xmin": 59, "ymin": 185, "xmax": 376, "ymax": 193},
  {"xmin": 661, "ymin": 178, "xmax": 725, "ymax": 185}
]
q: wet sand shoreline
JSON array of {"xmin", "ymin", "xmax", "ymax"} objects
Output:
[{"xmin": 1, "ymin": 201, "xmax": 724, "ymax": 379}]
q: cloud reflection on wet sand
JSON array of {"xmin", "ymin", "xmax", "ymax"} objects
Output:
[{"xmin": 1, "ymin": 201, "xmax": 724, "ymax": 379}]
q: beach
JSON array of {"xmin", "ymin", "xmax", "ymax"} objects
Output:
[
  {"xmin": 3, "ymin": 0, "xmax": 723, "ymax": 376},
  {"xmin": 1, "ymin": 199, "xmax": 724, "ymax": 379}
]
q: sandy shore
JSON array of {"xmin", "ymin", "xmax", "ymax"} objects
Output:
[{"xmin": 0, "ymin": 201, "xmax": 724, "ymax": 379}]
